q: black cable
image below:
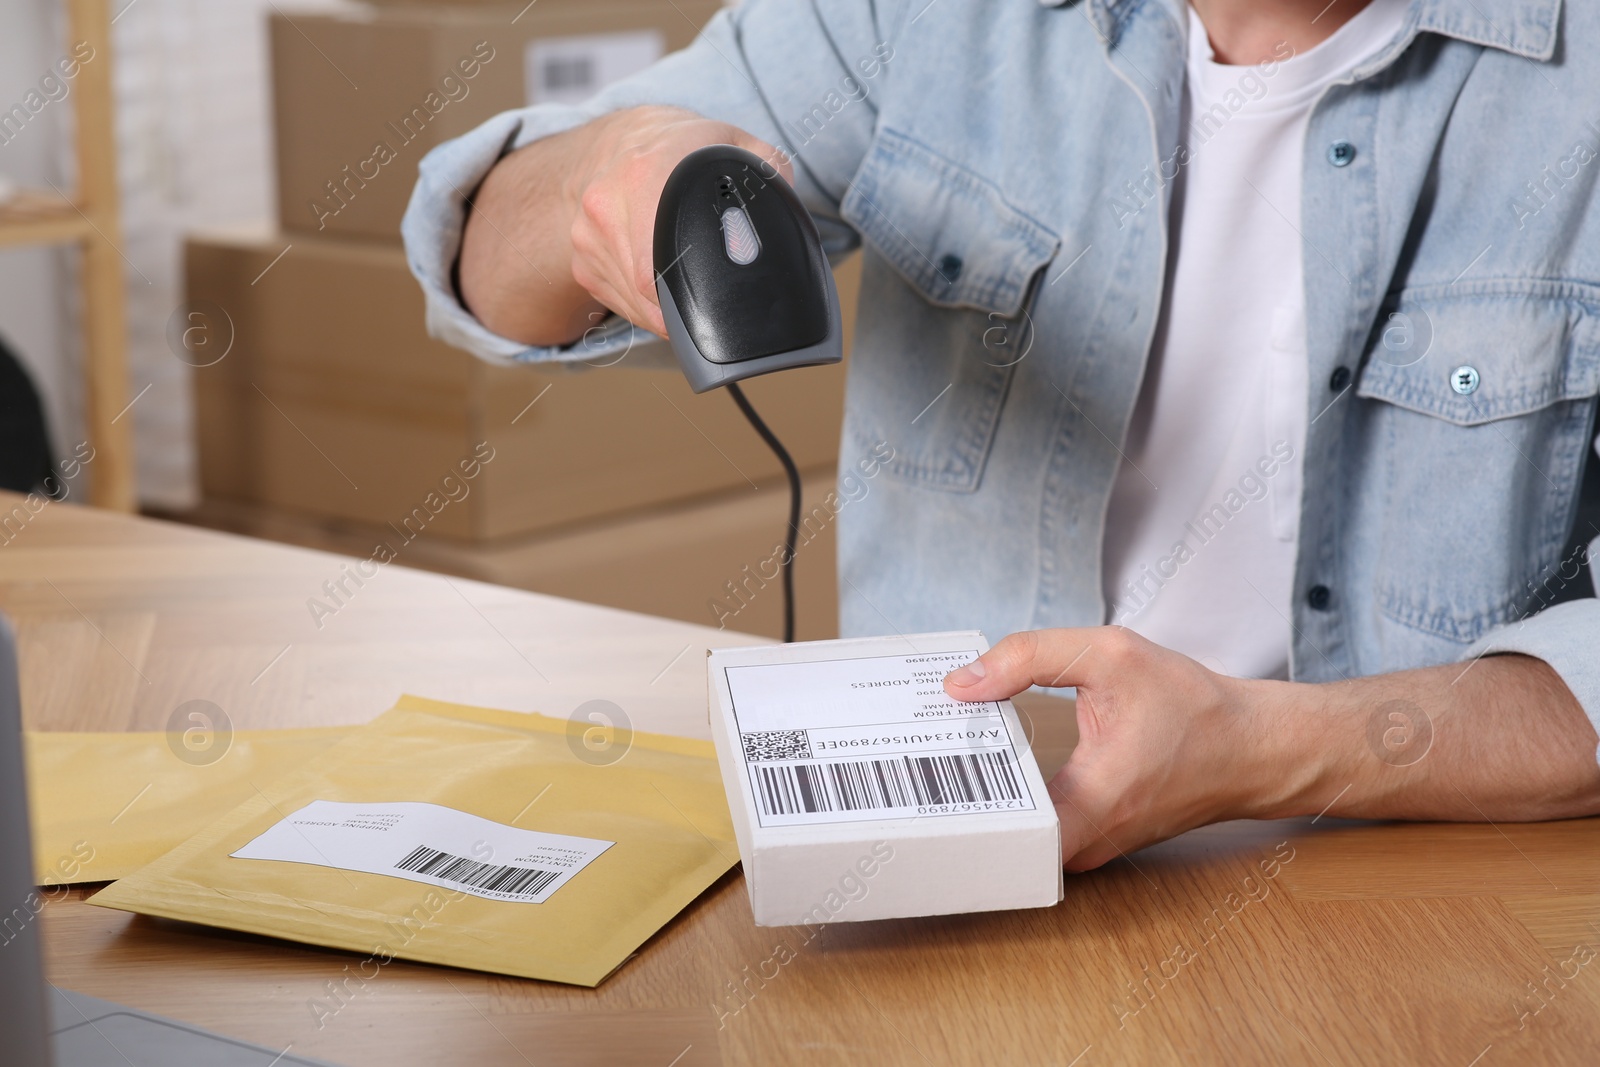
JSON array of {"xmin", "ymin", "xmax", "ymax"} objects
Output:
[{"xmin": 726, "ymin": 382, "xmax": 801, "ymax": 643}]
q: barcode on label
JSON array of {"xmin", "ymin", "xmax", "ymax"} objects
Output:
[
  {"xmin": 394, "ymin": 845, "xmax": 560, "ymax": 899},
  {"xmin": 541, "ymin": 55, "xmax": 595, "ymax": 92},
  {"xmin": 755, "ymin": 751, "xmax": 1024, "ymax": 816}
]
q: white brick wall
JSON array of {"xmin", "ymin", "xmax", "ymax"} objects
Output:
[{"xmin": 108, "ymin": 0, "xmax": 349, "ymax": 507}]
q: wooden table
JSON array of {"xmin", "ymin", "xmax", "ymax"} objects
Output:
[{"xmin": 7, "ymin": 493, "xmax": 1599, "ymax": 1065}]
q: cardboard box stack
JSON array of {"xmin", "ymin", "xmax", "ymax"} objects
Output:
[
  {"xmin": 271, "ymin": 0, "xmax": 702, "ymax": 243},
  {"xmin": 186, "ymin": 1, "xmax": 857, "ymax": 640}
]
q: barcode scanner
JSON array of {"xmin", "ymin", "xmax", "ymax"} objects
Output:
[
  {"xmin": 652, "ymin": 145, "xmax": 845, "ymax": 642},
  {"xmin": 653, "ymin": 145, "xmax": 843, "ymax": 391}
]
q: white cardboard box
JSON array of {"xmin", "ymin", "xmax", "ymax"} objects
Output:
[{"xmin": 707, "ymin": 631, "xmax": 1063, "ymax": 927}]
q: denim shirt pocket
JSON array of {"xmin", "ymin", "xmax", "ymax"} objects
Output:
[
  {"xmin": 839, "ymin": 127, "xmax": 1059, "ymax": 492},
  {"xmin": 1356, "ymin": 282, "xmax": 1600, "ymax": 643}
]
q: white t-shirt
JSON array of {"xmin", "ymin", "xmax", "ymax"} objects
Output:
[{"xmin": 1101, "ymin": 0, "xmax": 1409, "ymax": 679}]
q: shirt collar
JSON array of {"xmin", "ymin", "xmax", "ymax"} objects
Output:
[{"xmin": 1036, "ymin": 0, "xmax": 1560, "ymax": 61}]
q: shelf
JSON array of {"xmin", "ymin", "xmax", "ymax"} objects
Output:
[
  {"xmin": 0, "ymin": 188, "xmax": 96, "ymax": 249},
  {"xmin": 0, "ymin": 1, "xmax": 137, "ymax": 510}
]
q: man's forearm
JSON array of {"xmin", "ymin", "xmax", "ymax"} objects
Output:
[
  {"xmin": 1246, "ymin": 654, "xmax": 1600, "ymax": 823},
  {"xmin": 458, "ymin": 120, "xmax": 607, "ymax": 347}
]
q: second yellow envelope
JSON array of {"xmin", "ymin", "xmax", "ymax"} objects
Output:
[
  {"xmin": 88, "ymin": 694, "xmax": 738, "ymax": 987},
  {"xmin": 27, "ymin": 726, "xmax": 349, "ymax": 885}
]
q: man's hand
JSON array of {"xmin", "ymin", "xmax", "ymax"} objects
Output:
[
  {"xmin": 460, "ymin": 105, "xmax": 792, "ymax": 346},
  {"xmin": 943, "ymin": 628, "xmax": 1281, "ymax": 870},
  {"xmin": 944, "ymin": 627, "xmax": 1600, "ymax": 871},
  {"xmin": 564, "ymin": 106, "xmax": 793, "ymax": 339}
]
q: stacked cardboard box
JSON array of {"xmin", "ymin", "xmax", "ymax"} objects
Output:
[
  {"xmin": 179, "ymin": 470, "xmax": 843, "ymax": 642},
  {"xmin": 188, "ymin": 228, "xmax": 855, "ymax": 540},
  {"xmin": 271, "ymin": 1, "xmax": 716, "ymax": 242},
  {"xmin": 185, "ymin": 2, "xmax": 855, "ymax": 639}
]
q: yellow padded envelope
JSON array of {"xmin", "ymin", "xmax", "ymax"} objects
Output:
[
  {"xmin": 88, "ymin": 695, "xmax": 738, "ymax": 987},
  {"xmin": 26, "ymin": 726, "xmax": 349, "ymax": 885}
]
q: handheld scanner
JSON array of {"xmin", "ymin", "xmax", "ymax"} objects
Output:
[{"xmin": 652, "ymin": 145, "xmax": 843, "ymax": 393}]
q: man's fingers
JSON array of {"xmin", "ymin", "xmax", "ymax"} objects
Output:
[
  {"xmin": 640, "ymin": 301, "xmax": 667, "ymax": 338},
  {"xmin": 743, "ymin": 136, "xmax": 795, "ymax": 186},
  {"xmin": 572, "ymin": 209, "xmax": 663, "ymax": 339},
  {"xmin": 717, "ymin": 122, "xmax": 791, "ymax": 183},
  {"xmin": 632, "ymin": 238, "xmax": 669, "ymax": 335},
  {"xmin": 597, "ymin": 122, "xmax": 791, "ymax": 342},
  {"xmin": 943, "ymin": 627, "xmax": 1120, "ymax": 700}
]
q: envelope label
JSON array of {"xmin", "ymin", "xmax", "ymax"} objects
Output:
[
  {"xmin": 723, "ymin": 650, "xmax": 1038, "ymax": 827},
  {"xmin": 231, "ymin": 800, "xmax": 613, "ymax": 903}
]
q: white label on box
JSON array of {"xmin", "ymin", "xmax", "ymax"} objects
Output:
[
  {"xmin": 524, "ymin": 30, "xmax": 666, "ymax": 106},
  {"xmin": 724, "ymin": 650, "xmax": 1038, "ymax": 827},
  {"xmin": 231, "ymin": 800, "xmax": 612, "ymax": 903}
]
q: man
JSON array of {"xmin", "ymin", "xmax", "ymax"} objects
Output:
[{"xmin": 402, "ymin": 0, "xmax": 1600, "ymax": 870}]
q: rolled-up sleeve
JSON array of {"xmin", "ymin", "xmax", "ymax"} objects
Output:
[
  {"xmin": 1459, "ymin": 560, "xmax": 1600, "ymax": 761},
  {"xmin": 401, "ymin": 0, "xmax": 894, "ymax": 366}
]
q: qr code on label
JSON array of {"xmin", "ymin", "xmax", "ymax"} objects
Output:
[{"xmin": 740, "ymin": 730, "xmax": 812, "ymax": 762}]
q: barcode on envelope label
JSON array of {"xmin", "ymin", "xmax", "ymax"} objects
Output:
[
  {"xmin": 394, "ymin": 845, "xmax": 561, "ymax": 899},
  {"xmin": 754, "ymin": 751, "xmax": 1025, "ymax": 816}
]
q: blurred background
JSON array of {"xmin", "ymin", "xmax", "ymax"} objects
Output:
[{"xmin": 0, "ymin": 0, "xmax": 857, "ymax": 642}]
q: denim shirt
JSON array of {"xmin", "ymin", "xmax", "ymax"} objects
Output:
[{"xmin": 403, "ymin": 0, "xmax": 1600, "ymax": 746}]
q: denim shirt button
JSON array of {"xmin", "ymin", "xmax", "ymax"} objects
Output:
[
  {"xmin": 937, "ymin": 253, "xmax": 963, "ymax": 283},
  {"xmin": 1327, "ymin": 140, "xmax": 1356, "ymax": 167},
  {"xmin": 1329, "ymin": 365, "xmax": 1352, "ymax": 391},
  {"xmin": 1450, "ymin": 365, "xmax": 1480, "ymax": 395},
  {"xmin": 1307, "ymin": 585, "xmax": 1332, "ymax": 611}
]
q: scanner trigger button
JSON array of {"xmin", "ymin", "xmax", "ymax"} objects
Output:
[{"xmin": 720, "ymin": 205, "xmax": 760, "ymax": 265}]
